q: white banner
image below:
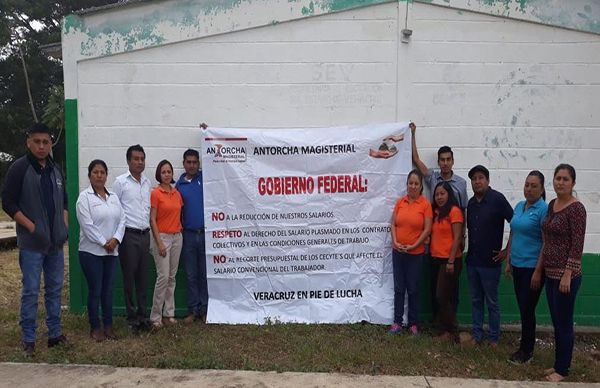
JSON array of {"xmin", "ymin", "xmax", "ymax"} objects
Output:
[{"xmin": 202, "ymin": 123, "xmax": 412, "ymax": 324}]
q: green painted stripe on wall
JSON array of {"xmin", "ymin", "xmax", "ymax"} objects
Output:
[
  {"xmin": 65, "ymin": 99, "xmax": 84, "ymax": 314},
  {"xmin": 450, "ymin": 253, "xmax": 600, "ymax": 326}
]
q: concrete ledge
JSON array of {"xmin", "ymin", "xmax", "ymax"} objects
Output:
[{"xmin": 1, "ymin": 363, "xmax": 598, "ymax": 387}]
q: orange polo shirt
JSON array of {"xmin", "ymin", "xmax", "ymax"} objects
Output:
[
  {"xmin": 393, "ymin": 195, "xmax": 432, "ymax": 255},
  {"xmin": 430, "ymin": 206, "xmax": 464, "ymax": 259},
  {"xmin": 150, "ymin": 186, "xmax": 183, "ymax": 233}
]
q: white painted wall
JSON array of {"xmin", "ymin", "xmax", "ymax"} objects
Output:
[{"xmin": 74, "ymin": 2, "xmax": 600, "ymax": 251}]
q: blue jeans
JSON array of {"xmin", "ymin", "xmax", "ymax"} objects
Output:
[
  {"xmin": 79, "ymin": 251, "xmax": 118, "ymax": 330},
  {"xmin": 392, "ymin": 250, "xmax": 423, "ymax": 326},
  {"xmin": 546, "ymin": 275, "xmax": 581, "ymax": 377},
  {"xmin": 19, "ymin": 249, "xmax": 64, "ymax": 343},
  {"xmin": 182, "ymin": 230, "xmax": 208, "ymax": 316},
  {"xmin": 512, "ymin": 266, "xmax": 544, "ymax": 354},
  {"xmin": 467, "ymin": 265, "xmax": 501, "ymax": 342}
]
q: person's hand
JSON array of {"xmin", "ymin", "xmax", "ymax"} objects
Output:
[
  {"xmin": 393, "ymin": 241, "xmax": 403, "ymax": 251},
  {"xmin": 446, "ymin": 261, "xmax": 455, "ymax": 274},
  {"xmin": 28, "ymin": 223, "xmax": 36, "ymax": 234},
  {"xmin": 504, "ymin": 262, "xmax": 512, "ymax": 277},
  {"xmin": 559, "ymin": 272, "xmax": 571, "ymax": 293},
  {"xmin": 158, "ymin": 242, "xmax": 167, "ymax": 257},
  {"xmin": 401, "ymin": 244, "xmax": 414, "ymax": 253},
  {"xmin": 409, "ymin": 122, "xmax": 416, "ymax": 134},
  {"xmin": 493, "ymin": 249, "xmax": 508, "ymax": 262},
  {"xmin": 530, "ymin": 269, "xmax": 542, "ymax": 290}
]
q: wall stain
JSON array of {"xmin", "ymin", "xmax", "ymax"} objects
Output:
[{"xmin": 420, "ymin": 0, "xmax": 600, "ymax": 35}]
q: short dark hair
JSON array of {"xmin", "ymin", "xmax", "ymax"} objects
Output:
[
  {"xmin": 126, "ymin": 144, "xmax": 145, "ymax": 161},
  {"xmin": 527, "ymin": 170, "xmax": 546, "ymax": 200},
  {"xmin": 437, "ymin": 146, "xmax": 454, "ymax": 160},
  {"xmin": 87, "ymin": 159, "xmax": 108, "ymax": 178},
  {"xmin": 432, "ymin": 181, "xmax": 459, "ymax": 222},
  {"xmin": 27, "ymin": 122, "xmax": 51, "ymax": 137},
  {"xmin": 155, "ymin": 159, "xmax": 175, "ymax": 183},
  {"xmin": 407, "ymin": 168, "xmax": 424, "ymax": 194},
  {"xmin": 554, "ymin": 163, "xmax": 576, "ymax": 184},
  {"xmin": 183, "ymin": 148, "xmax": 199, "ymax": 160}
]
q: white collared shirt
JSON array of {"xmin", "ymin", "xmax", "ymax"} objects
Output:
[
  {"xmin": 76, "ymin": 186, "xmax": 126, "ymax": 256},
  {"xmin": 112, "ymin": 171, "xmax": 152, "ymax": 229}
]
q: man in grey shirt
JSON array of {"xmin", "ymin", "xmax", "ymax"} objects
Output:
[{"xmin": 410, "ymin": 122, "xmax": 468, "ymax": 322}]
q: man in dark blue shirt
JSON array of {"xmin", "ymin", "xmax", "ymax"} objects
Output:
[
  {"xmin": 466, "ymin": 165, "xmax": 513, "ymax": 346},
  {"xmin": 176, "ymin": 148, "xmax": 208, "ymax": 323}
]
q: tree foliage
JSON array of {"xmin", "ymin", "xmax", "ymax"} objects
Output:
[{"xmin": 0, "ymin": 0, "xmax": 115, "ymax": 173}]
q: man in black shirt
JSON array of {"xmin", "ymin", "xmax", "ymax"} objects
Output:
[
  {"xmin": 466, "ymin": 165, "xmax": 513, "ymax": 346},
  {"xmin": 1, "ymin": 123, "xmax": 69, "ymax": 356}
]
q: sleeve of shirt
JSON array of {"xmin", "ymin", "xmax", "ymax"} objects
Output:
[
  {"xmin": 459, "ymin": 180, "xmax": 469, "ymax": 209},
  {"xmin": 1, "ymin": 158, "xmax": 27, "ymax": 218},
  {"xmin": 58, "ymin": 167, "xmax": 68, "ymax": 210},
  {"xmin": 500, "ymin": 193, "xmax": 514, "ymax": 222},
  {"xmin": 424, "ymin": 200, "xmax": 433, "ymax": 219},
  {"xmin": 113, "ymin": 199, "xmax": 126, "ymax": 243},
  {"xmin": 76, "ymin": 193, "xmax": 108, "ymax": 247},
  {"xmin": 538, "ymin": 203, "xmax": 548, "ymax": 228},
  {"xmin": 566, "ymin": 203, "xmax": 587, "ymax": 272},
  {"xmin": 450, "ymin": 206, "xmax": 464, "ymax": 224},
  {"xmin": 150, "ymin": 189, "xmax": 159, "ymax": 209},
  {"xmin": 111, "ymin": 177, "xmax": 123, "ymax": 201}
]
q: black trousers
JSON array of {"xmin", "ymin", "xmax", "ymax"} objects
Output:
[
  {"xmin": 119, "ymin": 229, "xmax": 150, "ymax": 324},
  {"xmin": 512, "ymin": 266, "xmax": 544, "ymax": 354}
]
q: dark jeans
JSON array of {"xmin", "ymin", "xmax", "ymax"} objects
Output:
[
  {"xmin": 512, "ymin": 266, "xmax": 544, "ymax": 354},
  {"xmin": 467, "ymin": 265, "xmax": 501, "ymax": 342},
  {"xmin": 546, "ymin": 275, "xmax": 581, "ymax": 377},
  {"xmin": 392, "ymin": 250, "xmax": 423, "ymax": 326},
  {"xmin": 182, "ymin": 229, "xmax": 208, "ymax": 316},
  {"xmin": 79, "ymin": 251, "xmax": 117, "ymax": 330},
  {"xmin": 19, "ymin": 249, "xmax": 64, "ymax": 343},
  {"xmin": 430, "ymin": 255, "xmax": 460, "ymax": 322},
  {"xmin": 432, "ymin": 258, "xmax": 462, "ymax": 334},
  {"xmin": 119, "ymin": 229, "xmax": 150, "ymax": 324}
]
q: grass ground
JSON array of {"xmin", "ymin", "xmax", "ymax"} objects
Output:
[{"xmin": 0, "ymin": 247, "xmax": 599, "ymax": 382}]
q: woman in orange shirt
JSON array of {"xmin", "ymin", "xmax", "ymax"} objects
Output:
[
  {"xmin": 430, "ymin": 181, "xmax": 464, "ymax": 342},
  {"xmin": 389, "ymin": 169, "xmax": 432, "ymax": 335},
  {"xmin": 149, "ymin": 160, "xmax": 184, "ymax": 328}
]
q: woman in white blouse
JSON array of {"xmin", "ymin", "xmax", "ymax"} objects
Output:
[{"xmin": 76, "ymin": 160, "xmax": 126, "ymax": 342}]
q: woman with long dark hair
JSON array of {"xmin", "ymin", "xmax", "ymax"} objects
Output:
[
  {"xmin": 429, "ymin": 181, "xmax": 463, "ymax": 342},
  {"xmin": 76, "ymin": 159, "xmax": 125, "ymax": 341},
  {"xmin": 503, "ymin": 171, "xmax": 548, "ymax": 364},
  {"xmin": 389, "ymin": 169, "xmax": 432, "ymax": 335},
  {"xmin": 532, "ymin": 164, "xmax": 586, "ymax": 382}
]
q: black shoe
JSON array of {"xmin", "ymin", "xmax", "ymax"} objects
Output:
[
  {"xmin": 22, "ymin": 341, "xmax": 35, "ymax": 357},
  {"xmin": 138, "ymin": 319, "xmax": 152, "ymax": 332},
  {"xmin": 47, "ymin": 334, "xmax": 69, "ymax": 348},
  {"xmin": 508, "ymin": 349, "xmax": 533, "ymax": 365},
  {"xmin": 128, "ymin": 322, "xmax": 141, "ymax": 334}
]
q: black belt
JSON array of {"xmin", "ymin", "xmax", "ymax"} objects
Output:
[
  {"xmin": 185, "ymin": 228, "xmax": 205, "ymax": 234},
  {"xmin": 126, "ymin": 227, "xmax": 150, "ymax": 234}
]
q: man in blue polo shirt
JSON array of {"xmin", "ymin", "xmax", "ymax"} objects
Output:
[
  {"xmin": 176, "ymin": 148, "xmax": 208, "ymax": 323},
  {"xmin": 466, "ymin": 165, "xmax": 513, "ymax": 346}
]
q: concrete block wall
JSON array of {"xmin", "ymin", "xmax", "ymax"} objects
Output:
[{"xmin": 64, "ymin": 0, "xmax": 600, "ymax": 323}]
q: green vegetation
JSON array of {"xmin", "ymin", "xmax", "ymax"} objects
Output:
[{"xmin": 0, "ymin": 247, "xmax": 599, "ymax": 382}]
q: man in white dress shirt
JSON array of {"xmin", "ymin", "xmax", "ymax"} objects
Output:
[{"xmin": 112, "ymin": 144, "xmax": 152, "ymax": 332}]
